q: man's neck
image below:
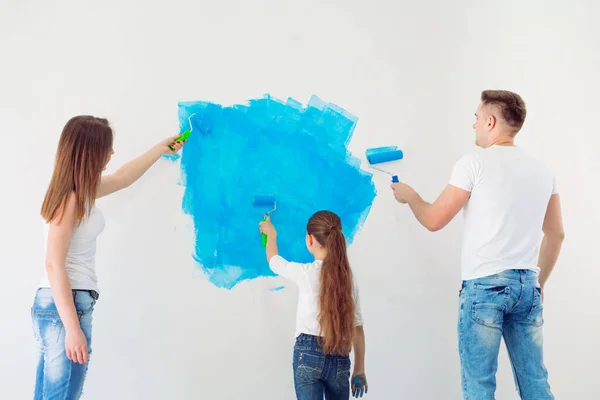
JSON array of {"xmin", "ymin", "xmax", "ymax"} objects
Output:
[{"xmin": 489, "ymin": 135, "xmax": 515, "ymax": 147}]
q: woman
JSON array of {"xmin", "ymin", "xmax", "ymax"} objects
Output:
[
  {"xmin": 260, "ymin": 211, "xmax": 368, "ymax": 399},
  {"xmin": 32, "ymin": 115, "xmax": 185, "ymax": 399}
]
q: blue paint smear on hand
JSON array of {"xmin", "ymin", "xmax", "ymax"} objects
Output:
[
  {"xmin": 270, "ymin": 286, "xmax": 286, "ymax": 292},
  {"xmin": 173, "ymin": 94, "xmax": 376, "ymax": 289}
]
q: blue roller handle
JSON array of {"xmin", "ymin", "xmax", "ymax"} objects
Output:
[{"xmin": 392, "ymin": 175, "xmax": 399, "ymax": 183}]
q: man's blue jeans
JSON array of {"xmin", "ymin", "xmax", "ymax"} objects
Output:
[{"xmin": 458, "ymin": 270, "xmax": 554, "ymax": 399}]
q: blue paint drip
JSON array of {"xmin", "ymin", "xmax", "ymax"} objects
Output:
[
  {"xmin": 175, "ymin": 94, "xmax": 376, "ymax": 289},
  {"xmin": 270, "ymin": 286, "xmax": 286, "ymax": 292}
]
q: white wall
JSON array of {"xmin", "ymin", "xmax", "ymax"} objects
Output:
[{"xmin": 1, "ymin": 0, "xmax": 598, "ymax": 398}]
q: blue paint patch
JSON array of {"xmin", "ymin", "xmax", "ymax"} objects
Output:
[
  {"xmin": 162, "ymin": 153, "xmax": 181, "ymax": 162},
  {"xmin": 175, "ymin": 94, "xmax": 376, "ymax": 289},
  {"xmin": 270, "ymin": 286, "xmax": 286, "ymax": 292}
]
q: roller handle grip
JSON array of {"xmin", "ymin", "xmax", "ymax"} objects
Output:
[
  {"xmin": 168, "ymin": 130, "xmax": 191, "ymax": 151},
  {"xmin": 392, "ymin": 175, "xmax": 399, "ymax": 183},
  {"xmin": 261, "ymin": 217, "xmax": 268, "ymax": 247}
]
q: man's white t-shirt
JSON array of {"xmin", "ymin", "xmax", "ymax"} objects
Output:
[
  {"xmin": 449, "ymin": 146, "xmax": 557, "ymax": 281},
  {"xmin": 269, "ymin": 255, "xmax": 364, "ymax": 338}
]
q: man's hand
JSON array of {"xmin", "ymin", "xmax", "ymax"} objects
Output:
[
  {"xmin": 390, "ymin": 183, "xmax": 470, "ymax": 232},
  {"xmin": 390, "ymin": 182, "xmax": 415, "ymax": 204},
  {"xmin": 541, "ymin": 287, "xmax": 545, "ymax": 303}
]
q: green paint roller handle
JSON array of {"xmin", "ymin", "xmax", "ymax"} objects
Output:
[
  {"xmin": 168, "ymin": 129, "xmax": 192, "ymax": 151},
  {"xmin": 261, "ymin": 217, "xmax": 268, "ymax": 247}
]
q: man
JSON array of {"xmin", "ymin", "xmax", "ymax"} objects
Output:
[{"xmin": 391, "ymin": 90, "xmax": 564, "ymax": 399}]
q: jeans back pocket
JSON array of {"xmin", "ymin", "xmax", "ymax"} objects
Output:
[
  {"xmin": 32, "ymin": 309, "xmax": 64, "ymax": 350},
  {"xmin": 296, "ymin": 352, "xmax": 325, "ymax": 383},
  {"xmin": 336, "ymin": 357, "xmax": 351, "ymax": 383},
  {"xmin": 471, "ymin": 283, "xmax": 510, "ymax": 329}
]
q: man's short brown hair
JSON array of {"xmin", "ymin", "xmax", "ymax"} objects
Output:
[{"xmin": 481, "ymin": 90, "xmax": 527, "ymax": 133}]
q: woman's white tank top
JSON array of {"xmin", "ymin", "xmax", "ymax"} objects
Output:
[{"xmin": 39, "ymin": 206, "xmax": 105, "ymax": 293}]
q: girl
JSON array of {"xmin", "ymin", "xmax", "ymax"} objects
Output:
[
  {"xmin": 32, "ymin": 115, "xmax": 185, "ymax": 399},
  {"xmin": 259, "ymin": 211, "xmax": 368, "ymax": 399}
]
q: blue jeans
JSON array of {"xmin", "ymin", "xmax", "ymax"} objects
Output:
[
  {"xmin": 458, "ymin": 270, "xmax": 554, "ymax": 399},
  {"xmin": 293, "ymin": 334, "xmax": 351, "ymax": 400},
  {"xmin": 32, "ymin": 288, "xmax": 96, "ymax": 400}
]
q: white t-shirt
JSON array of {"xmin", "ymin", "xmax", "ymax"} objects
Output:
[
  {"xmin": 449, "ymin": 146, "xmax": 557, "ymax": 281},
  {"xmin": 269, "ymin": 255, "xmax": 364, "ymax": 338},
  {"xmin": 39, "ymin": 206, "xmax": 105, "ymax": 293}
]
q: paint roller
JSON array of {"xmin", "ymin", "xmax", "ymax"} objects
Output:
[
  {"xmin": 252, "ymin": 194, "xmax": 276, "ymax": 247},
  {"xmin": 169, "ymin": 112, "xmax": 202, "ymax": 151},
  {"xmin": 365, "ymin": 146, "xmax": 403, "ymax": 183}
]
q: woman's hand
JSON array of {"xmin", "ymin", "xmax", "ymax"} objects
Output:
[
  {"xmin": 65, "ymin": 327, "xmax": 88, "ymax": 364},
  {"xmin": 162, "ymin": 134, "xmax": 186, "ymax": 154},
  {"xmin": 351, "ymin": 372, "xmax": 368, "ymax": 397},
  {"xmin": 259, "ymin": 215, "xmax": 277, "ymax": 237}
]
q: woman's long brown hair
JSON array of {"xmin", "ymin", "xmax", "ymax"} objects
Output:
[
  {"xmin": 41, "ymin": 116, "xmax": 113, "ymax": 224},
  {"xmin": 307, "ymin": 210, "xmax": 355, "ymax": 355}
]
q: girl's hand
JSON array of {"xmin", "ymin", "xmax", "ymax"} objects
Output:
[
  {"xmin": 351, "ymin": 373, "xmax": 368, "ymax": 397},
  {"xmin": 161, "ymin": 134, "xmax": 186, "ymax": 154},
  {"xmin": 259, "ymin": 215, "xmax": 277, "ymax": 237}
]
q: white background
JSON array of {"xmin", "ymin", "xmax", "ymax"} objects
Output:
[{"xmin": 1, "ymin": 0, "xmax": 598, "ymax": 398}]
